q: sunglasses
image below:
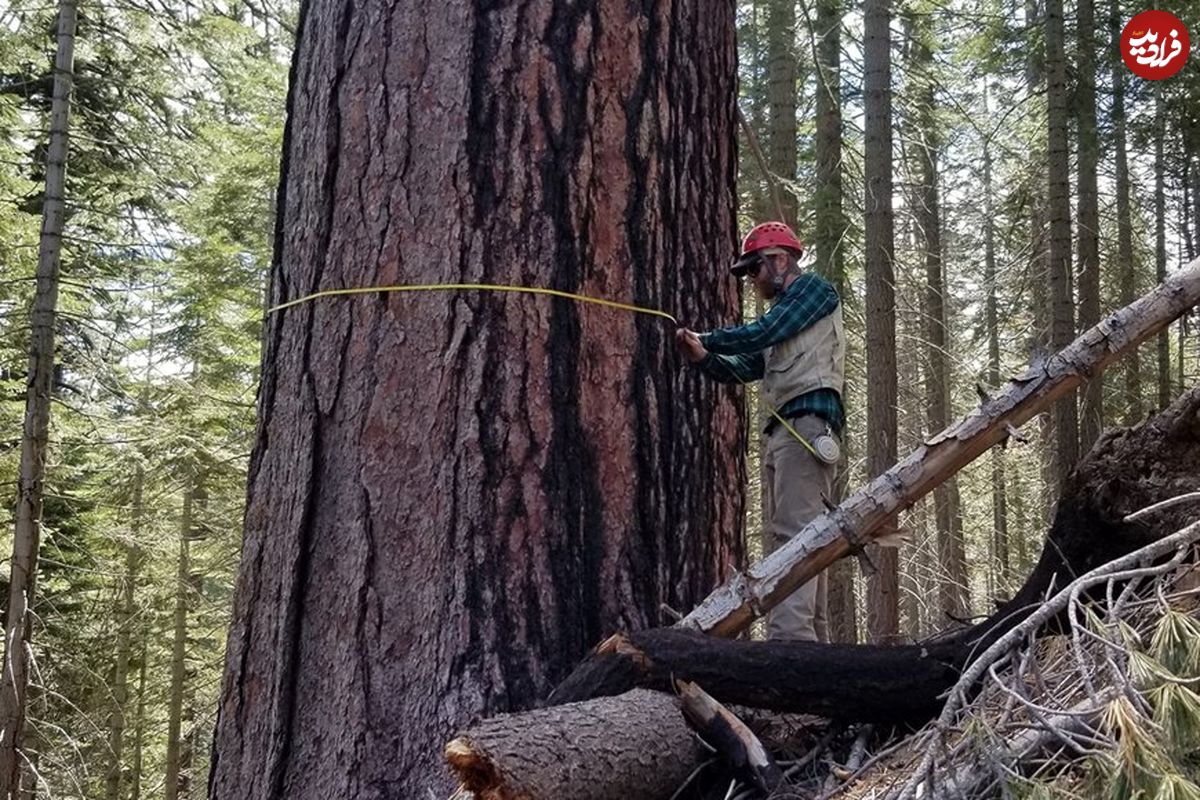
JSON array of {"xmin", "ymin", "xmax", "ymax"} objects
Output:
[{"xmin": 732, "ymin": 254, "xmax": 768, "ymax": 279}]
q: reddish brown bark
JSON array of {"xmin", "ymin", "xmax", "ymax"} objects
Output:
[{"xmin": 209, "ymin": 3, "xmax": 742, "ymax": 799}]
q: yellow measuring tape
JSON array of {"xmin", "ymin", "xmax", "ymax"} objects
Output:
[
  {"xmin": 267, "ymin": 282, "xmax": 679, "ymax": 324},
  {"xmin": 267, "ymin": 282, "xmax": 819, "ymax": 458}
]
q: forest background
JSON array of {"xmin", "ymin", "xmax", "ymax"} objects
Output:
[{"xmin": 0, "ymin": 0, "xmax": 1197, "ymax": 796}]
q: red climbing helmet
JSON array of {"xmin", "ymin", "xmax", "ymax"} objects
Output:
[{"xmin": 731, "ymin": 221, "xmax": 804, "ymax": 275}]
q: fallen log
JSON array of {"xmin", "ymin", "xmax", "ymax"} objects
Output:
[
  {"xmin": 552, "ymin": 630, "xmax": 960, "ymax": 723},
  {"xmin": 681, "ymin": 255, "xmax": 1200, "ymax": 638},
  {"xmin": 444, "ymin": 689, "xmax": 704, "ymax": 800}
]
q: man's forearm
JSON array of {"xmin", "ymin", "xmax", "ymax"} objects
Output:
[{"xmin": 696, "ymin": 352, "xmax": 764, "ymax": 383}]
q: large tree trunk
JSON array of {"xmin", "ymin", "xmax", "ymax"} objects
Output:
[
  {"xmin": 1045, "ymin": 0, "xmax": 1078, "ymax": 487},
  {"xmin": 864, "ymin": 0, "xmax": 900, "ymax": 644},
  {"xmin": 209, "ymin": 3, "xmax": 741, "ymax": 798},
  {"xmin": 812, "ymin": 0, "xmax": 857, "ymax": 643},
  {"xmin": 1076, "ymin": 0, "xmax": 1102, "ymax": 450},
  {"xmin": 0, "ymin": 2, "xmax": 77, "ymax": 794}
]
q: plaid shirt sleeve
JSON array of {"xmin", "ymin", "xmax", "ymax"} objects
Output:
[
  {"xmin": 696, "ymin": 351, "xmax": 765, "ymax": 383},
  {"xmin": 698, "ymin": 273, "xmax": 840, "ymax": 356}
]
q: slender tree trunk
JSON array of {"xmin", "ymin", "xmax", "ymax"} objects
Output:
[
  {"xmin": 1155, "ymin": 85, "xmax": 1170, "ymax": 410},
  {"xmin": 983, "ymin": 96, "xmax": 1010, "ymax": 592},
  {"xmin": 1194, "ymin": 153, "xmax": 1200, "ymax": 261},
  {"xmin": 1185, "ymin": 158, "xmax": 1194, "ymax": 261},
  {"xmin": 1111, "ymin": 0, "xmax": 1141, "ymax": 424},
  {"xmin": 813, "ymin": 0, "xmax": 844, "ymax": 286},
  {"xmin": 1011, "ymin": 460, "xmax": 1029, "ymax": 571},
  {"xmin": 0, "ymin": 3, "xmax": 77, "ymax": 795},
  {"xmin": 1184, "ymin": 158, "xmax": 1194, "ymax": 395},
  {"xmin": 129, "ymin": 635, "xmax": 147, "ymax": 800},
  {"xmin": 165, "ymin": 473, "xmax": 193, "ymax": 800},
  {"xmin": 863, "ymin": 0, "xmax": 899, "ymax": 643},
  {"xmin": 812, "ymin": 0, "xmax": 856, "ymax": 643},
  {"xmin": 912, "ymin": 23, "xmax": 967, "ymax": 624},
  {"xmin": 1046, "ymin": 0, "xmax": 1077, "ymax": 487},
  {"xmin": 1076, "ymin": 0, "xmax": 1102, "ymax": 451},
  {"xmin": 763, "ymin": 0, "xmax": 802, "ymax": 636},
  {"xmin": 766, "ymin": 0, "xmax": 798, "ymax": 225},
  {"xmin": 1024, "ymin": 0, "xmax": 1054, "ymax": 524},
  {"xmin": 106, "ymin": 465, "xmax": 144, "ymax": 800},
  {"xmin": 209, "ymin": 4, "xmax": 742, "ymax": 797}
]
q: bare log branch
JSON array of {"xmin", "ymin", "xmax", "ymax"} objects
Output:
[{"xmin": 677, "ymin": 681, "xmax": 782, "ymax": 795}]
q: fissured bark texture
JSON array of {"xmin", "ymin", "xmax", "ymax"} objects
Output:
[{"xmin": 210, "ymin": 2, "xmax": 741, "ymax": 798}]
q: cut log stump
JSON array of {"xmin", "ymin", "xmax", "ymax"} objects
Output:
[{"xmin": 445, "ymin": 689, "xmax": 705, "ymax": 800}]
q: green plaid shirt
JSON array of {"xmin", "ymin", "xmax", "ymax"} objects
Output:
[{"xmin": 696, "ymin": 272, "xmax": 846, "ymax": 433}]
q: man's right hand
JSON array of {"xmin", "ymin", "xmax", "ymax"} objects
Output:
[{"xmin": 675, "ymin": 328, "xmax": 708, "ymax": 363}]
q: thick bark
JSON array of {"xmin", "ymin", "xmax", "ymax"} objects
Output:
[
  {"xmin": 0, "ymin": 2, "xmax": 76, "ymax": 794},
  {"xmin": 445, "ymin": 689, "xmax": 702, "ymax": 800},
  {"xmin": 913, "ymin": 26, "xmax": 967, "ymax": 623},
  {"xmin": 1112, "ymin": 0, "xmax": 1141, "ymax": 424},
  {"xmin": 812, "ymin": 0, "xmax": 856, "ymax": 642},
  {"xmin": 1077, "ymin": 0, "xmax": 1103, "ymax": 451},
  {"xmin": 550, "ymin": 382, "xmax": 1200, "ymax": 722},
  {"xmin": 1046, "ymin": 0, "xmax": 1078, "ymax": 486},
  {"xmin": 165, "ymin": 474, "xmax": 193, "ymax": 800},
  {"xmin": 106, "ymin": 464, "xmax": 144, "ymax": 800},
  {"xmin": 864, "ymin": 0, "xmax": 900, "ymax": 643},
  {"xmin": 678, "ymin": 257, "xmax": 1200, "ymax": 638},
  {"xmin": 209, "ymin": 4, "xmax": 741, "ymax": 798}
]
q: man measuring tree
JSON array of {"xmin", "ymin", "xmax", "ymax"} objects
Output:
[{"xmin": 676, "ymin": 221, "xmax": 846, "ymax": 642}]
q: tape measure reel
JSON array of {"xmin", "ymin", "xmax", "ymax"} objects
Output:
[{"xmin": 811, "ymin": 433, "xmax": 840, "ymax": 465}]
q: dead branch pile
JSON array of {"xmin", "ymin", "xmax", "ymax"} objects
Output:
[{"xmin": 773, "ymin": 518, "xmax": 1200, "ymax": 800}]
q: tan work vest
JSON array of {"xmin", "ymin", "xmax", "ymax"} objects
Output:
[{"xmin": 761, "ymin": 302, "xmax": 846, "ymax": 412}]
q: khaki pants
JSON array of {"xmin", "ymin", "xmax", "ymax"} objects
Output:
[{"xmin": 763, "ymin": 415, "xmax": 836, "ymax": 642}]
